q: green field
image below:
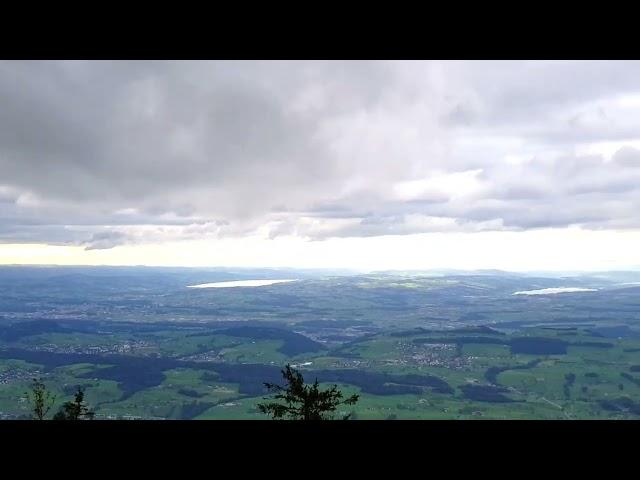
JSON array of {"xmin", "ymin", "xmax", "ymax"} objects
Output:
[{"xmin": 1, "ymin": 323, "xmax": 639, "ymax": 419}]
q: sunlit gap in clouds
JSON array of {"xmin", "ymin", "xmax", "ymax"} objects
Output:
[{"xmin": 1, "ymin": 226, "xmax": 640, "ymax": 272}]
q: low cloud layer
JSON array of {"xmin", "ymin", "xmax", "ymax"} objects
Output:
[{"xmin": 2, "ymin": 60, "xmax": 640, "ymax": 249}]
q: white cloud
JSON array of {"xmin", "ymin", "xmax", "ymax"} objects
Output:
[{"xmin": 1, "ymin": 60, "xmax": 640, "ymax": 269}]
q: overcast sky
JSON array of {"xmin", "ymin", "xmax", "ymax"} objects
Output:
[{"xmin": 2, "ymin": 60, "xmax": 640, "ymax": 271}]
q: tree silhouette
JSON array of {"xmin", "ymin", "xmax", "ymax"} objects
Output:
[
  {"xmin": 258, "ymin": 364, "xmax": 359, "ymax": 420},
  {"xmin": 53, "ymin": 387, "xmax": 95, "ymax": 420},
  {"xmin": 25, "ymin": 378, "xmax": 56, "ymax": 420}
]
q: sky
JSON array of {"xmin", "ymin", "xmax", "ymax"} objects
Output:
[{"xmin": 1, "ymin": 60, "xmax": 640, "ymax": 271}]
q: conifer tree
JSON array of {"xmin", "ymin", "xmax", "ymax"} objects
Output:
[
  {"xmin": 25, "ymin": 378, "xmax": 56, "ymax": 420},
  {"xmin": 258, "ymin": 364, "xmax": 359, "ymax": 420}
]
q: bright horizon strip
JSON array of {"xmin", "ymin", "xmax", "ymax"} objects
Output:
[{"xmin": 1, "ymin": 226, "xmax": 640, "ymax": 272}]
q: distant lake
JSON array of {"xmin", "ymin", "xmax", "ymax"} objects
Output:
[
  {"xmin": 186, "ymin": 279, "xmax": 298, "ymax": 289},
  {"xmin": 513, "ymin": 287, "xmax": 597, "ymax": 296}
]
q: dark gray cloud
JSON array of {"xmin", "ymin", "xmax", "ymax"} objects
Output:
[
  {"xmin": 83, "ymin": 231, "xmax": 131, "ymax": 250},
  {"xmin": 2, "ymin": 60, "xmax": 640, "ymax": 248}
]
